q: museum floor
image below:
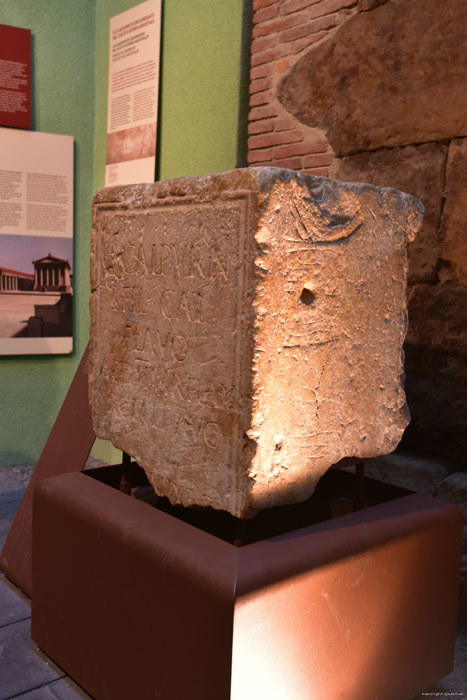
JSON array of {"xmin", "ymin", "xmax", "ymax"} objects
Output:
[
  {"xmin": 0, "ymin": 466, "xmax": 465, "ymax": 700},
  {"xmin": 0, "ymin": 466, "xmax": 91, "ymax": 700}
]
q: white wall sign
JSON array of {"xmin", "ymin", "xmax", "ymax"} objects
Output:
[
  {"xmin": 0, "ymin": 128, "xmax": 74, "ymax": 355},
  {"xmin": 105, "ymin": 0, "xmax": 162, "ymax": 187}
]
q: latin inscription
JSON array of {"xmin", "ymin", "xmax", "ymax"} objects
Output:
[
  {"xmin": 100, "ymin": 238, "xmax": 229, "ymax": 282},
  {"xmin": 93, "ymin": 202, "xmax": 246, "ymax": 466}
]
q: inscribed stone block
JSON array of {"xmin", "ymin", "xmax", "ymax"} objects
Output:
[{"xmin": 89, "ymin": 168, "xmax": 423, "ymax": 517}]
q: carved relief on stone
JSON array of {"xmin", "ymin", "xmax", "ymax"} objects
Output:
[{"xmin": 89, "ymin": 168, "xmax": 423, "ymax": 518}]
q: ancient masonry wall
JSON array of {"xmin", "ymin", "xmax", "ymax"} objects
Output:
[
  {"xmin": 247, "ymin": 0, "xmax": 467, "ymax": 461},
  {"xmin": 247, "ymin": 0, "xmax": 467, "ymax": 630}
]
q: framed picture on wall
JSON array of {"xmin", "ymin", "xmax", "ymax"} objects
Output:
[{"xmin": 0, "ymin": 128, "xmax": 74, "ymax": 355}]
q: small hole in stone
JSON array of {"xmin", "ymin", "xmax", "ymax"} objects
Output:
[{"xmin": 300, "ymin": 287, "xmax": 315, "ymax": 305}]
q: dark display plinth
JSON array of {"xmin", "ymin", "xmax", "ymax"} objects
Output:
[{"xmin": 31, "ymin": 466, "xmax": 462, "ymax": 700}]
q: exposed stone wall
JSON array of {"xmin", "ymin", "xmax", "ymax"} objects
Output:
[{"xmin": 248, "ymin": 0, "xmax": 467, "ymax": 467}]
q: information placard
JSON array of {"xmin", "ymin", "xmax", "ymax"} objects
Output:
[
  {"xmin": 0, "ymin": 24, "xmax": 31, "ymax": 129},
  {"xmin": 105, "ymin": 0, "xmax": 162, "ymax": 186},
  {"xmin": 0, "ymin": 128, "xmax": 74, "ymax": 355}
]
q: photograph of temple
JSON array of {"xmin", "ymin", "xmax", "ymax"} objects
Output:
[
  {"xmin": 32, "ymin": 254, "xmax": 72, "ymax": 293},
  {"xmin": 0, "ymin": 235, "xmax": 73, "ymax": 340}
]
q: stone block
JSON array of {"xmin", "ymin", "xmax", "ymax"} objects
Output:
[
  {"xmin": 336, "ymin": 143, "xmax": 447, "ymax": 284},
  {"xmin": 278, "ymin": 0, "xmax": 467, "ymax": 155},
  {"xmin": 406, "ymin": 284, "xmax": 467, "ymax": 355},
  {"xmin": 441, "ymin": 138, "xmax": 467, "ymax": 285},
  {"xmin": 363, "ymin": 451, "xmax": 448, "ymax": 496},
  {"xmin": 403, "ymin": 343, "xmax": 467, "ymax": 466},
  {"xmin": 358, "ymin": 0, "xmax": 390, "ymax": 10},
  {"xmin": 89, "ymin": 168, "xmax": 422, "ymax": 517}
]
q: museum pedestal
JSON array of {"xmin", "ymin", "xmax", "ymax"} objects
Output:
[{"xmin": 31, "ymin": 465, "xmax": 462, "ymax": 700}]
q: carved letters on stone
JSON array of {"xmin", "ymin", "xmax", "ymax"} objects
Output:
[{"xmin": 89, "ymin": 168, "xmax": 423, "ymax": 518}]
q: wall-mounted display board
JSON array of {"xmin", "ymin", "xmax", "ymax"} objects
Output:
[
  {"xmin": 105, "ymin": 0, "xmax": 162, "ymax": 187},
  {"xmin": 0, "ymin": 128, "xmax": 74, "ymax": 355},
  {"xmin": 0, "ymin": 24, "xmax": 31, "ymax": 129}
]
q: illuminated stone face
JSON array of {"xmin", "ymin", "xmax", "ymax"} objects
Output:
[{"xmin": 89, "ymin": 168, "xmax": 423, "ymax": 518}]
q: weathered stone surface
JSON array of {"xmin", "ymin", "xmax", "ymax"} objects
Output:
[
  {"xmin": 441, "ymin": 139, "xmax": 467, "ymax": 286},
  {"xmin": 363, "ymin": 451, "xmax": 448, "ymax": 496},
  {"xmin": 358, "ymin": 0, "xmax": 390, "ymax": 10},
  {"xmin": 407, "ymin": 284, "xmax": 467, "ymax": 355},
  {"xmin": 89, "ymin": 168, "xmax": 422, "ymax": 518},
  {"xmin": 336, "ymin": 143, "xmax": 446, "ymax": 283},
  {"xmin": 278, "ymin": 0, "xmax": 467, "ymax": 155},
  {"xmin": 403, "ymin": 284, "xmax": 467, "ymax": 464},
  {"xmin": 403, "ymin": 345, "xmax": 467, "ymax": 466}
]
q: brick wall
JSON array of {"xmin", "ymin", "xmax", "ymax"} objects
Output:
[{"xmin": 247, "ymin": 0, "xmax": 359, "ymax": 175}]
